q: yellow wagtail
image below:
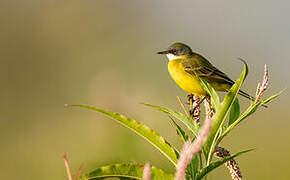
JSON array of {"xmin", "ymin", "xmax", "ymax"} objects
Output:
[{"xmin": 157, "ymin": 42, "xmax": 260, "ymax": 105}]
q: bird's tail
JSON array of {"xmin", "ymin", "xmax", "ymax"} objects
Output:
[{"xmin": 238, "ymin": 90, "xmax": 268, "ymax": 108}]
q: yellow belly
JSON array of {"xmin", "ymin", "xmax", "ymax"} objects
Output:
[{"xmin": 168, "ymin": 59, "xmax": 207, "ymax": 97}]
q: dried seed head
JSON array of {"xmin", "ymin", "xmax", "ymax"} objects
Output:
[
  {"xmin": 254, "ymin": 64, "xmax": 269, "ymax": 104},
  {"xmin": 255, "ymin": 82, "xmax": 261, "ymax": 97},
  {"xmin": 214, "ymin": 146, "xmax": 242, "ymax": 180},
  {"xmin": 192, "ymin": 96, "xmax": 201, "ymax": 125}
]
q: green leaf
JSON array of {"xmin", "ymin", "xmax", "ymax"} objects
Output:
[
  {"xmin": 188, "ymin": 155, "xmax": 199, "ymax": 179},
  {"xmin": 69, "ymin": 104, "xmax": 178, "ymax": 166},
  {"xmin": 80, "ymin": 163, "xmax": 174, "ymax": 180},
  {"xmin": 168, "ymin": 116, "xmax": 189, "ymax": 143},
  {"xmin": 196, "ymin": 149, "xmax": 254, "ymax": 180},
  {"xmin": 218, "ymin": 90, "xmax": 283, "ymax": 143},
  {"xmin": 228, "ymin": 98, "xmax": 240, "ymax": 126},
  {"xmin": 142, "ymin": 103, "xmax": 199, "ymax": 137},
  {"xmin": 195, "ymin": 75, "xmax": 220, "ymax": 111},
  {"xmin": 203, "ymin": 60, "xmax": 248, "ymax": 164},
  {"xmin": 260, "ymin": 89, "xmax": 284, "ymax": 105}
]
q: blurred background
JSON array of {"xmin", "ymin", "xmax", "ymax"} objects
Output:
[{"xmin": 1, "ymin": 0, "xmax": 289, "ymax": 179}]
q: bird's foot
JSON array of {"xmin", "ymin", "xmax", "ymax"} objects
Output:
[{"xmin": 187, "ymin": 94, "xmax": 194, "ymax": 103}]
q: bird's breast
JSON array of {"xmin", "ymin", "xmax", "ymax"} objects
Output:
[{"xmin": 168, "ymin": 59, "xmax": 207, "ymax": 96}]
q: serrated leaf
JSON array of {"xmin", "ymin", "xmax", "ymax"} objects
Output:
[
  {"xmin": 69, "ymin": 104, "xmax": 178, "ymax": 166},
  {"xmin": 80, "ymin": 163, "xmax": 174, "ymax": 180},
  {"xmin": 228, "ymin": 98, "xmax": 240, "ymax": 126},
  {"xmin": 196, "ymin": 149, "xmax": 254, "ymax": 180},
  {"xmin": 142, "ymin": 103, "xmax": 199, "ymax": 137},
  {"xmin": 203, "ymin": 60, "xmax": 248, "ymax": 164},
  {"xmin": 168, "ymin": 116, "xmax": 189, "ymax": 143},
  {"xmin": 218, "ymin": 90, "xmax": 283, "ymax": 143}
]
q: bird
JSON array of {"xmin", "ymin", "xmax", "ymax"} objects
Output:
[{"xmin": 157, "ymin": 42, "xmax": 260, "ymax": 105}]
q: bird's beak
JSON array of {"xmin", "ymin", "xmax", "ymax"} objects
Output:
[{"xmin": 157, "ymin": 50, "xmax": 168, "ymax": 55}]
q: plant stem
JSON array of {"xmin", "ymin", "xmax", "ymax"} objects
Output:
[{"xmin": 177, "ymin": 96, "xmax": 190, "ymax": 117}]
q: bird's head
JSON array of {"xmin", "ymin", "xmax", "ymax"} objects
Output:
[{"xmin": 157, "ymin": 42, "xmax": 193, "ymax": 61}]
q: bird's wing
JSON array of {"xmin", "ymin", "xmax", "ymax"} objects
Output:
[
  {"xmin": 182, "ymin": 54, "xmax": 235, "ymax": 85},
  {"xmin": 181, "ymin": 54, "xmax": 268, "ymax": 107}
]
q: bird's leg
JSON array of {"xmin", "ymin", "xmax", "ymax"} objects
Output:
[
  {"xmin": 187, "ymin": 94, "xmax": 194, "ymax": 118},
  {"xmin": 187, "ymin": 94, "xmax": 195, "ymax": 119},
  {"xmin": 187, "ymin": 94, "xmax": 194, "ymax": 110}
]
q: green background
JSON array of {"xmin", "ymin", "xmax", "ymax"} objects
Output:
[{"xmin": 1, "ymin": 1, "xmax": 289, "ymax": 179}]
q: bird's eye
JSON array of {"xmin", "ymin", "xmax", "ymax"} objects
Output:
[{"xmin": 171, "ymin": 49, "xmax": 177, "ymax": 55}]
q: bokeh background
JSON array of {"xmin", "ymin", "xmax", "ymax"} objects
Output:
[{"xmin": 1, "ymin": 0, "xmax": 289, "ymax": 179}]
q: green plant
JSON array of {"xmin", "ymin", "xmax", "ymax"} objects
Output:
[{"xmin": 64, "ymin": 62, "xmax": 282, "ymax": 180}]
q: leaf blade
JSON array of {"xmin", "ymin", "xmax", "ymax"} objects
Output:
[
  {"xmin": 69, "ymin": 104, "xmax": 178, "ymax": 166},
  {"xmin": 218, "ymin": 90, "xmax": 283, "ymax": 143},
  {"xmin": 195, "ymin": 75, "xmax": 220, "ymax": 111},
  {"xmin": 228, "ymin": 98, "xmax": 240, "ymax": 126},
  {"xmin": 80, "ymin": 163, "xmax": 174, "ymax": 180},
  {"xmin": 196, "ymin": 149, "xmax": 254, "ymax": 180},
  {"xmin": 142, "ymin": 103, "xmax": 199, "ymax": 137},
  {"xmin": 168, "ymin": 116, "xmax": 189, "ymax": 143},
  {"xmin": 203, "ymin": 60, "xmax": 248, "ymax": 164}
]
